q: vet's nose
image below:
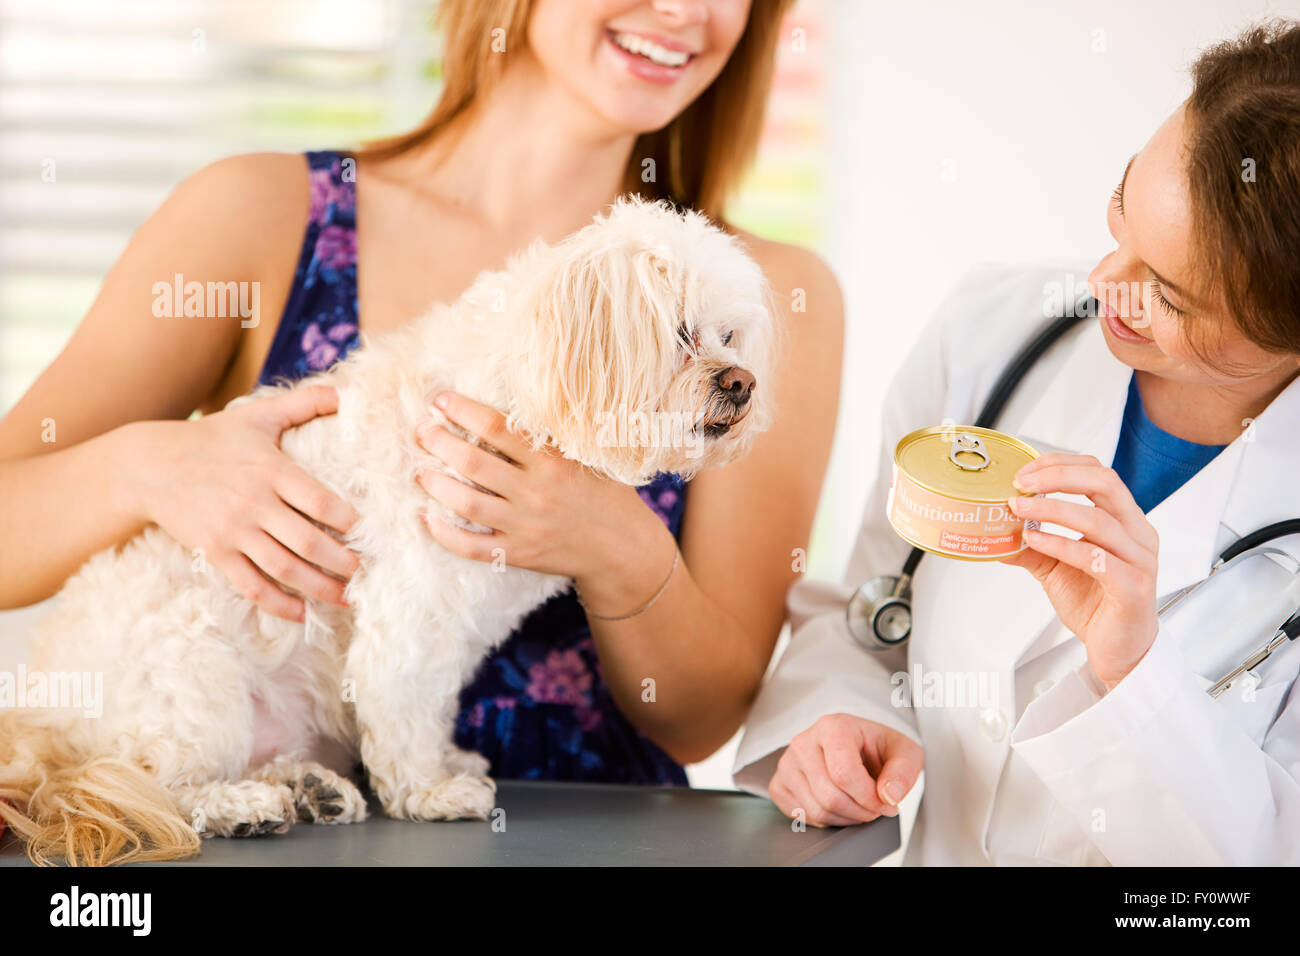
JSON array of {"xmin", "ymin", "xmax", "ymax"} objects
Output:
[{"xmin": 714, "ymin": 366, "xmax": 755, "ymax": 405}]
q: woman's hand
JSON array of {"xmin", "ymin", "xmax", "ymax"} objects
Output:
[
  {"xmin": 414, "ymin": 392, "xmax": 671, "ymax": 612},
  {"xmin": 126, "ymin": 385, "xmax": 360, "ymax": 621},
  {"xmin": 1001, "ymin": 452, "xmax": 1160, "ymax": 689},
  {"xmin": 769, "ymin": 714, "xmax": 924, "ymax": 827}
]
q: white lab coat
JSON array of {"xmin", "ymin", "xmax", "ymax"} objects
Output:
[{"xmin": 733, "ymin": 264, "xmax": 1300, "ymax": 865}]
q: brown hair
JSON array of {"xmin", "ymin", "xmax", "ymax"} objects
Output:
[
  {"xmin": 1186, "ymin": 19, "xmax": 1300, "ymax": 354},
  {"xmin": 361, "ymin": 0, "xmax": 797, "ymax": 220}
]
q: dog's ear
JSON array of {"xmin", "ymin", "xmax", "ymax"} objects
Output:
[{"xmin": 505, "ymin": 218, "xmax": 682, "ymax": 477}]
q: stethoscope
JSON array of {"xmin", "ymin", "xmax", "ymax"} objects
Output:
[{"xmin": 846, "ymin": 302, "xmax": 1300, "ymax": 698}]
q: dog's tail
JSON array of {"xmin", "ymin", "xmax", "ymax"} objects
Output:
[{"xmin": 0, "ymin": 712, "xmax": 200, "ymax": 866}]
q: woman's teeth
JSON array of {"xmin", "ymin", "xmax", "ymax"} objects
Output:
[{"xmin": 611, "ymin": 31, "xmax": 691, "ymax": 68}]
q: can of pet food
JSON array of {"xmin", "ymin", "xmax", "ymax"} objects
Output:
[{"xmin": 887, "ymin": 425, "xmax": 1040, "ymax": 561}]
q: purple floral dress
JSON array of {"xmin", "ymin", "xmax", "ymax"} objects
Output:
[{"xmin": 259, "ymin": 151, "xmax": 688, "ymax": 785}]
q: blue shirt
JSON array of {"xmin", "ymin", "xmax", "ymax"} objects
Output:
[{"xmin": 1111, "ymin": 374, "xmax": 1226, "ymax": 513}]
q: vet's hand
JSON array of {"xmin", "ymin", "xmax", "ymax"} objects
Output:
[
  {"xmin": 1001, "ymin": 453, "xmax": 1160, "ymax": 689},
  {"xmin": 131, "ymin": 386, "xmax": 360, "ymax": 621},
  {"xmin": 415, "ymin": 392, "xmax": 657, "ymax": 586},
  {"xmin": 769, "ymin": 714, "xmax": 923, "ymax": 827}
]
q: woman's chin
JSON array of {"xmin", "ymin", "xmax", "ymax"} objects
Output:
[{"xmin": 595, "ymin": 98, "xmax": 691, "ymax": 137}]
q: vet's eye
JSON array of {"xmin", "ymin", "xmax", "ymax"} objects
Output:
[{"xmin": 721, "ymin": 331, "xmax": 735, "ymax": 347}]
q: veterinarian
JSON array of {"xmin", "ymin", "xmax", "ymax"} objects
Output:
[
  {"xmin": 734, "ymin": 22, "xmax": 1300, "ymax": 865},
  {"xmin": 0, "ymin": 0, "xmax": 842, "ymax": 784}
]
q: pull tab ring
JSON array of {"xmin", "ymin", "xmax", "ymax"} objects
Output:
[{"xmin": 949, "ymin": 432, "xmax": 991, "ymax": 471}]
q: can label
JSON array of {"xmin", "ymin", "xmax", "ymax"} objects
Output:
[{"xmin": 887, "ymin": 463, "xmax": 1035, "ymax": 560}]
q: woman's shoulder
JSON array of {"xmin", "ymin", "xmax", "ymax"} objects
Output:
[
  {"xmin": 154, "ymin": 152, "xmax": 319, "ymax": 408},
  {"xmin": 727, "ymin": 227, "xmax": 844, "ymax": 341},
  {"xmin": 728, "ymin": 227, "xmax": 840, "ymax": 293},
  {"xmin": 163, "ymin": 152, "xmax": 312, "ymax": 265}
]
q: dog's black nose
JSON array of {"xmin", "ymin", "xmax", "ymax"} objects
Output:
[{"xmin": 714, "ymin": 367, "xmax": 755, "ymax": 405}]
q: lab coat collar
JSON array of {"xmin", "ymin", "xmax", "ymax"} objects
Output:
[{"xmin": 1216, "ymin": 372, "xmax": 1300, "ymax": 552}]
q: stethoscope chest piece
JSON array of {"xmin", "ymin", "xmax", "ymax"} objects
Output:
[{"xmin": 847, "ymin": 574, "xmax": 913, "ymax": 649}]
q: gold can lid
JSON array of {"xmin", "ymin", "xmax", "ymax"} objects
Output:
[{"xmin": 896, "ymin": 425, "xmax": 1039, "ymax": 503}]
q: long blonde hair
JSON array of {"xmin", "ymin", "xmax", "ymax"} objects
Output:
[{"xmin": 361, "ymin": 0, "xmax": 797, "ymax": 219}]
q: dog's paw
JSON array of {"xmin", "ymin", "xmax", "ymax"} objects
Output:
[
  {"xmin": 292, "ymin": 769, "xmax": 368, "ymax": 825},
  {"xmin": 390, "ymin": 773, "xmax": 497, "ymax": 822},
  {"xmin": 444, "ymin": 747, "xmax": 491, "ymax": 780},
  {"xmin": 197, "ymin": 780, "xmax": 297, "ymax": 838}
]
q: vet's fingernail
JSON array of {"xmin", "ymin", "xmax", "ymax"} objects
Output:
[
  {"xmin": 1013, "ymin": 473, "xmax": 1035, "ymax": 492},
  {"xmin": 882, "ymin": 779, "xmax": 905, "ymax": 806},
  {"xmin": 434, "ymin": 392, "xmax": 450, "ymax": 409}
]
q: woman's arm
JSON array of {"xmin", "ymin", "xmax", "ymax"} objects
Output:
[
  {"xmin": 0, "ymin": 154, "xmax": 358, "ymax": 617},
  {"xmin": 420, "ymin": 240, "xmax": 844, "ymax": 763}
]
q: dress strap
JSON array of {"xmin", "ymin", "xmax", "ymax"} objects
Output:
[{"xmin": 257, "ymin": 150, "xmax": 361, "ymax": 387}]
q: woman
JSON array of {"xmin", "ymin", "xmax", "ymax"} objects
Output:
[
  {"xmin": 736, "ymin": 21, "xmax": 1300, "ymax": 864},
  {"xmin": 0, "ymin": 1, "xmax": 843, "ymax": 784}
]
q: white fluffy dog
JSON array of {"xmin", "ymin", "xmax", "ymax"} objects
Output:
[{"xmin": 0, "ymin": 198, "xmax": 773, "ymax": 865}]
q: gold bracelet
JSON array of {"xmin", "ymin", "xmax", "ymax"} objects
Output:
[{"xmin": 576, "ymin": 549, "xmax": 680, "ymax": 622}]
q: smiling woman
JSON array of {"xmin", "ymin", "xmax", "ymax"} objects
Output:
[
  {"xmin": 0, "ymin": 0, "xmax": 843, "ymax": 800},
  {"xmin": 362, "ymin": 0, "xmax": 794, "ymax": 218}
]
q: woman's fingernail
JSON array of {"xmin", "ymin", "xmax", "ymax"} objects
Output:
[
  {"xmin": 434, "ymin": 392, "xmax": 449, "ymax": 410},
  {"xmin": 1013, "ymin": 473, "xmax": 1035, "ymax": 492},
  {"xmin": 883, "ymin": 780, "xmax": 905, "ymax": 806},
  {"xmin": 1008, "ymin": 495, "xmax": 1028, "ymax": 513}
]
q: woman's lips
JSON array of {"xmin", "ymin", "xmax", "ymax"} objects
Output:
[
  {"xmin": 604, "ymin": 29, "xmax": 696, "ymax": 85},
  {"xmin": 1101, "ymin": 305, "xmax": 1153, "ymax": 345}
]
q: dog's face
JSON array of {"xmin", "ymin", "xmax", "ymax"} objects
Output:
[{"xmin": 507, "ymin": 198, "xmax": 774, "ymax": 485}]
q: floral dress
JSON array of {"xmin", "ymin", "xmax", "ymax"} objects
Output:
[{"xmin": 258, "ymin": 150, "xmax": 689, "ymax": 785}]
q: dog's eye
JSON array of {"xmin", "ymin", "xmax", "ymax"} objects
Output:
[
  {"xmin": 677, "ymin": 324, "xmax": 699, "ymax": 351},
  {"xmin": 721, "ymin": 331, "xmax": 735, "ymax": 347}
]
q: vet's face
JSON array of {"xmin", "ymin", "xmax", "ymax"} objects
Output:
[
  {"xmin": 1089, "ymin": 104, "xmax": 1298, "ymax": 387},
  {"xmin": 526, "ymin": 0, "xmax": 752, "ymax": 135}
]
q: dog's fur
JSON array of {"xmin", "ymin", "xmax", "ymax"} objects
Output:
[{"xmin": 0, "ymin": 199, "xmax": 774, "ymax": 865}]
